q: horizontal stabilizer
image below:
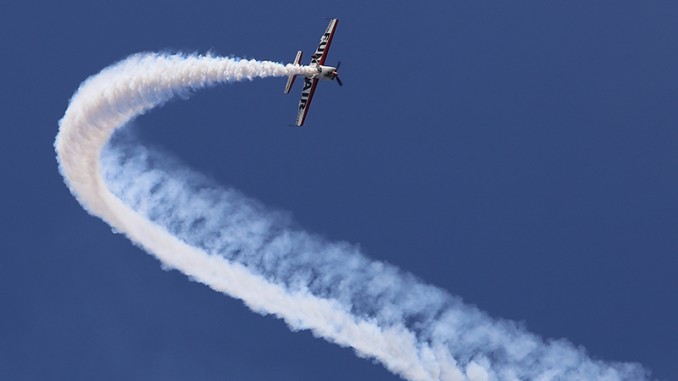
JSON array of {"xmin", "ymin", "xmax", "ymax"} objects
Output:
[{"xmin": 284, "ymin": 50, "xmax": 303, "ymax": 94}]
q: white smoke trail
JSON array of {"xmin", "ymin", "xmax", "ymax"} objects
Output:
[{"xmin": 56, "ymin": 53, "xmax": 650, "ymax": 381}]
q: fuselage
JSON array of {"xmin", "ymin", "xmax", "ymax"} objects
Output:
[{"xmin": 306, "ymin": 64, "xmax": 338, "ymax": 81}]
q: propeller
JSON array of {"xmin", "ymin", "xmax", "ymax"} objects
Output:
[{"xmin": 334, "ymin": 61, "xmax": 343, "ymax": 86}]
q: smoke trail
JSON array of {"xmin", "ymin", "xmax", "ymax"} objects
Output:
[{"xmin": 56, "ymin": 53, "xmax": 650, "ymax": 381}]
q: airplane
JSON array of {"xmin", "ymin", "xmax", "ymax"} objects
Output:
[{"xmin": 284, "ymin": 18, "xmax": 342, "ymax": 127}]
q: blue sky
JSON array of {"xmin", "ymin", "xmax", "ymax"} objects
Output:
[{"xmin": 1, "ymin": 1, "xmax": 677, "ymax": 380}]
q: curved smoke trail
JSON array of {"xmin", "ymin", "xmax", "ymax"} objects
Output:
[{"xmin": 56, "ymin": 53, "xmax": 649, "ymax": 381}]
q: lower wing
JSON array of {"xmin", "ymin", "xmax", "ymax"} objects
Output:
[{"xmin": 296, "ymin": 78, "xmax": 319, "ymax": 127}]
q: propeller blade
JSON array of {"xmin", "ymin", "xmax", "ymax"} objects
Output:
[
  {"xmin": 336, "ymin": 61, "xmax": 341, "ymax": 70},
  {"xmin": 335, "ymin": 76, "xmax": 343, "ymax": 87}
]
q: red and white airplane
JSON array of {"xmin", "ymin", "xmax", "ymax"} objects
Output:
[{"xmin": 284, "ymin": 18, "xmax": 342, "ymax": 127}]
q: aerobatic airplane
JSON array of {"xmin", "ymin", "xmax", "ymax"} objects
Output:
[{"xmin": 284, "ymin": 18, "xmax": 342, "ymax": 127}]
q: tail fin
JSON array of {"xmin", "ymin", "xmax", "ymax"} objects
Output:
[{"xmin": 284, "ymin": 50, "xmax": 303, "ymax": 94}]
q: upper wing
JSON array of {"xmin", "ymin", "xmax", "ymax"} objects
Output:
[
  {"xmin": 310, "ymin": 18, "xmax": 338, "ymax": 66},
  {"xmin": 296, "ymin": 77, "xmax": 319, "ymax": 126}
]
